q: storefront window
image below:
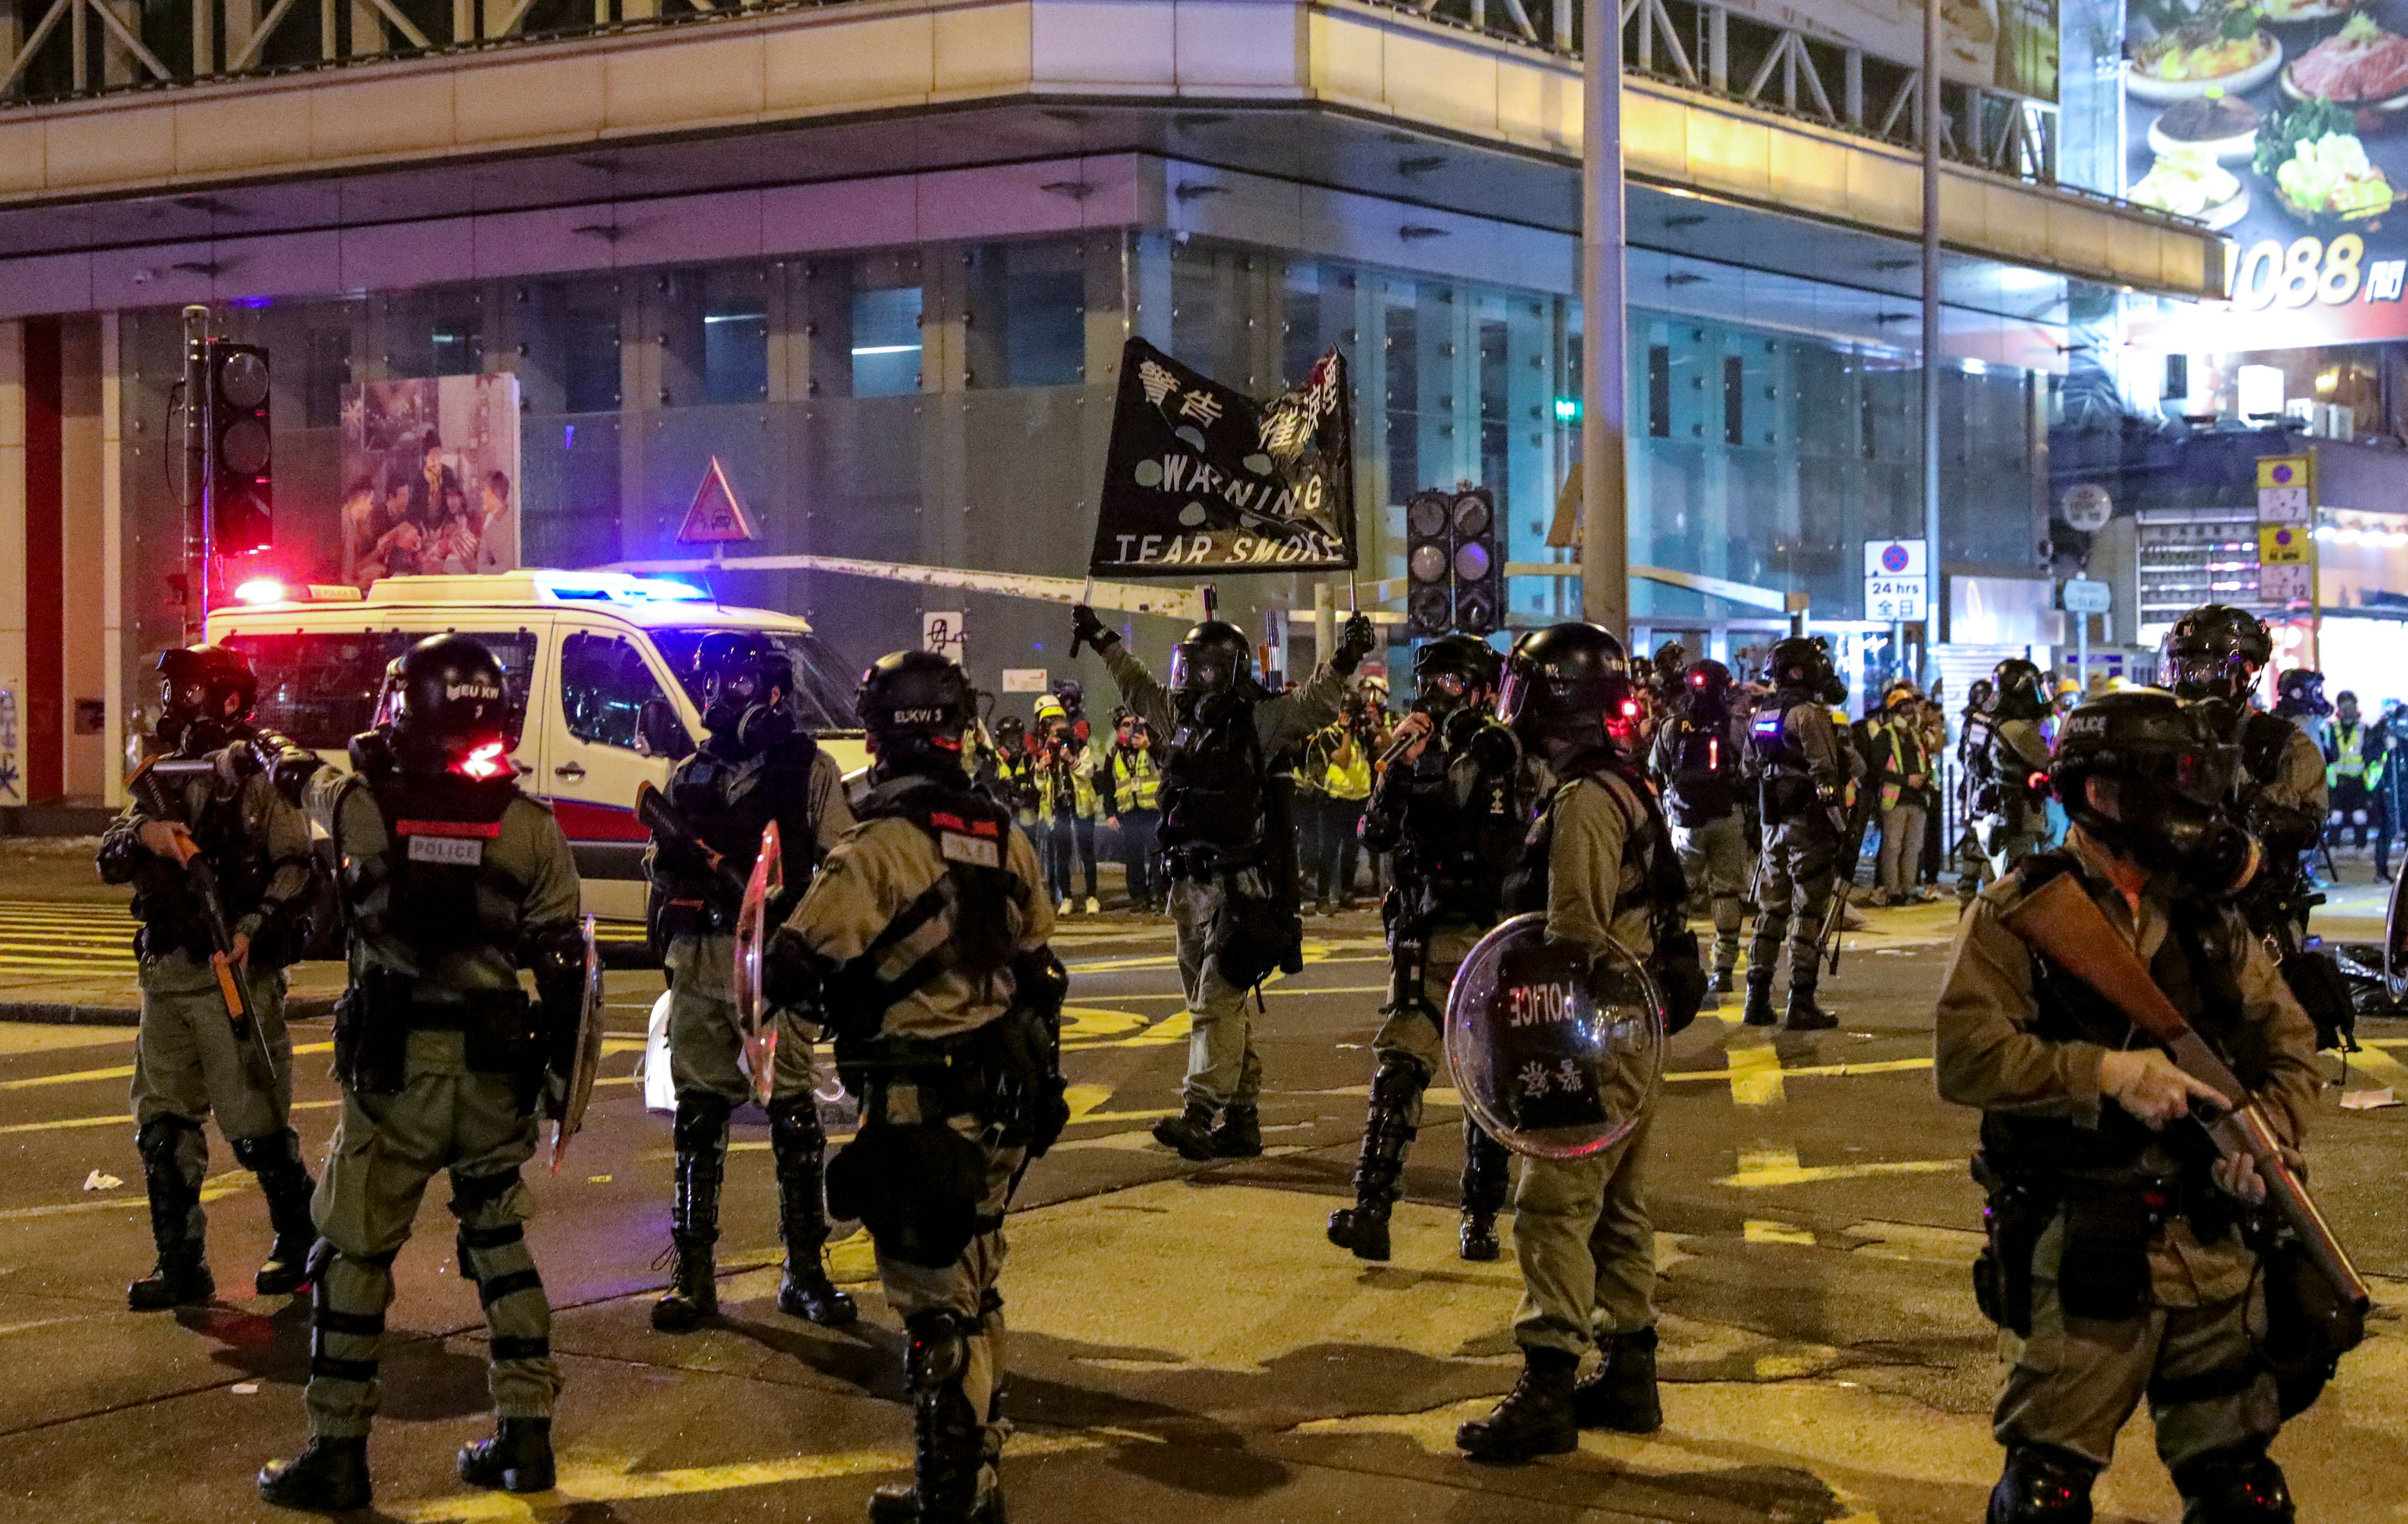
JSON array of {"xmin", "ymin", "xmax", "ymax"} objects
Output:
[{"xmin": 852, "ymin": 285, "xmax": 923, "ymax": 396}]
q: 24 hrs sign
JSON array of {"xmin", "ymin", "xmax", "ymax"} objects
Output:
[{"xmin": 1863, "ymin": 539, "xmax": 1928, "ymax": 622}]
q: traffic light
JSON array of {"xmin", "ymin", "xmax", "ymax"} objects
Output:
[
  {"xmin": 203, "ymin": 341, "xmax": 272, "ymax": 556},
  {"xmin": 1449, "ymin": 487, "xmax": 1501, "ymax": 636},
  {"xmin": 1402, "ymin": 485, "xmax": 1502, "ymax": 637}
]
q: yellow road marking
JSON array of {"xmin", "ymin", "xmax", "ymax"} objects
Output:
[
  {"xmin": 0, "ymin": 1165, "xmax": 266, "ymax": 1221},
  {"xmin": 1722, "ymin": 1145, "xmax": 1957, "ymax": 1189},
  {"xmin": 1725, "ymin": 1041, "xmax": 1786, "ymax": 1107},
  {"xmin": 390, "ymin": 1434, "xmax": 1111, "ymax": 1522},
  {"xmin": 1743, "ymin": 1219, "xmax": 1815, "ymax": 1245},
  {"xmin": 0, "ymin": 1040, "xmax": 338, "ymax": 1090},
  {"xmin": 2343, "ymin": 1041, "xmax": 2408, "ymax": 1092},
  {"xmin": 0, "ymin": 1097, "xmax": 342, "ymax": 1138},
  {"xmin": 1665, "ymin": 1056, "xmax": 1933, "ymax": 1085}
]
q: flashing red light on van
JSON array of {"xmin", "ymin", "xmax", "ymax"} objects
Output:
[{"xmin": 233, "ymin": 578, "xmax": 286, "ymax": 606}]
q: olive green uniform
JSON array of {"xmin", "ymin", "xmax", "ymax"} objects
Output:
[
  {"xmin": 1101, "ymin": 642, "xmax": 1343, "ymax": 1113},
  {"xmin": 302, "ymin": 771, "xmax": 581, "ymax": 1440},
  {"xmin": 1512, "ymin": 773, "xmax": 1661, "ymax": 1356},
  {"xmin": 1935, "ymin": 835, "xmax": 2320, "ymax": 1473},
  {"xmin": 1980, "ymin": 717, "xmax": 2055, "ymax": 880},
  {"xmin": 777, "ymin": 787, "xmax": 1056, "ymax": 1498},
  {"xmin": 102, "ymin": 760, "xmax": 316, "ymax": 1260},
  {"xmin": 1748, "ymin": 698, "xmax": 1844, "ymax": 995}
]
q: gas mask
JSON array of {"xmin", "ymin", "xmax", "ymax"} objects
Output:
[
  {"xmin": 702, "ymin": 673, "xmax": 791, "ymax": 756},
  {"xmin": 158, "ymin": 679, "xmax": 241, "ymax": 758}
]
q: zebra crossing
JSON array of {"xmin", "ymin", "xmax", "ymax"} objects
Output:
[{"xmin": 0, "ymin": 899, "xmax": 139, "ymax": 971}]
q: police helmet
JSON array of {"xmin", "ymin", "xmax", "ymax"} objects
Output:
[
  {"xmin": 2276, "ymin": 668, "xmax": 2330, "ymax": 718},
  {"xmin": 1965, "ymin": 677, "xmax": 1996, "ymax": 715},
  {"xmin": 1052, "ymin": 677, "xmax": 1085, "ymax": 717},
  {"xmin": 1167, "ymin": 621, "xmax": 1256, "ymax": 705},
  {"xmin": 993, "ymin": 713, "xmax": 1027, "ymax": 749},
  {"xmin": 1991, "ymin": 657, "xmax": 2050, "ymax": 721},
  {"xmin": 1682, "ymin": 659, "xmax": 1734, "ymax": 710},
  {"xmin": 2050, "ymin": 689, "xmax": 2252, "ymax": 887},
  {"xmin": 1497, "ymin": 623, "xmax": 1634, "ymax": 743},
  {"xmin": 1764, "ymin": 636, "xmax": 1828, "ymax": 692},
  {"xmin": 156, "ymin": 644, "xmax": 258, "ymax": 754},
  {"xmin": 693, "ymin": 631, "xmax": 794, "ymax": 711},
  {"xmin": 857, "ymin": 650, "xmax": 975, "ymax": 757},
  {"xmin": 389, "ymin": 634, "xmax": 514, "ymax": 780},
  {"xmin": 1414, "ymin": 633, "xmax": 1504, "ymax": 703},
  {"xmin": 2161, "ymin": 604, "xmax": 2272, "ymax": 704}
]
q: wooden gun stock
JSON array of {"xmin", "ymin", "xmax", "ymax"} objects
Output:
[
  {"xmin": 127, "ymin": 757, "xmax": 276, "ymax": 1075},
  {"xmin": 1998, "ymin": 871, "xmax": 2372, "ymax": 1318},
  {"xmin": 633, "ymin": 781, "xmax": 748, "ymax": 902}
]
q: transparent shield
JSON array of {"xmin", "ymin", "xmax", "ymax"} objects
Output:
[
  {"xmin": 2388, "ymin": 867, "xmax": 2408, "ymax": 1002},
  {"xmin": 1444, "ymin": 913, "xmax": 1664, "ymax": 1160},
  {"xmin": 732, "ymin": 820, "xmax": 783, "ymax": 1105}
]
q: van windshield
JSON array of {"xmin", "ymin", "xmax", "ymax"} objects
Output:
[
  {"xmin": 652, "ymin": 627, "xmax": 861, "ymax": 733},
  {"xmin": 220, "ymin": 630, "xmax": 540, "ymax": 751}
]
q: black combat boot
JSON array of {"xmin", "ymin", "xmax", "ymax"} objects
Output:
[
  {"xmin": 1209, "ymin": 1105, "xmax": 1263, "ymax": 1158},
  {"xmin": 1455, "ymin": 1347, "xmax": 1579, "ymax": 1463},
  {"xmin": 1151, "ymin": 1102, "xmax": 1217, "ymax": 1162},
  {"xmin": 458, "ymin": 1416, "xmax": 556, "ymax": 1493},
  {"xmin": 1706, "ymin": 968, "xmax": 1735, "ymax": 995},
  {"xmin": 2173, "ymin": 1444, "xmax": 2295, "ymax": 1523},
  {"xmin": 234, "ymin": 1128, "xmax": 319, "ymax": 1297},
  {"xmin": 1740, "ymin": 972, "xmax": 1778, "ymax": 1028},
  {"xmin": 1458, "ymin": 1119, "xmax": 1511, "ymax": 1263},
  {"xmin": 870, "ymin": 1314, "xmax": 1000, "ymax": 1524},
  {"xmin": 258, "ymin": 1436, "xmax": 372, "ymax": 1512},
  {"xmin": 1571, "ymin": 1327, "xmax": 1662, "ymax": 1432},
  {"xmin": 1987, "ymin": 1445, "xmax": 2098, "ymax": 1523},
  {"xmin": 1784, "ymin": 981, "xmax": 1838, "ymax": 1032},
  {"xmin": 652, "ymin": 1093, "xmax": 728, "ymax": 1333},
  {"xmin": 770, "ymin": 1095, "xmax": 858, "ymax": 1326},
  {"xmin": 129, "ymin": 1117, "xmax": 214, "ymax": 1311},
  {"xmin": 1328, "ymin": 1061, "xmax": 1420, "ymax": 1262}
]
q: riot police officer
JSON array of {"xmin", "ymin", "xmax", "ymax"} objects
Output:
[
  {"xmin": 259, "ymin": 636, "xmax": 585, "ymax": 1512},
  {"xmin": 645, "ymin": 631, "xmax": 858, "ymax": 1334},
  {"xmin": 1072, "ymin": 604, "xmax": 1373, "ymax": 1161},
  {"xmin": 1652, "ymin": 658, "xmax": 1748, "ymax": 995},
  {"xmin": 1456, "ymin": 623, "xmax": 1681, "ymax": 1461},
  {"xmin": 2274, "ymin": 667, "xmax": 2332, "ymax": 755},
  {"xmin": 2162, "ymin": 606, "xmax": 2329, "ymax": 941},
  {"xmin": 763, "ymin": 650, "xmax": 1065, "ymax": 1524},
  {"xmin": 1955, "ymin": 677, "xmax": 1999, "ymax": 908},
  {"xmin": 98, "ymin": 644, "xmax": 321, "ymax": 1309},
  {"xmin": 1329, "ymin": 634, "xmax": 1527, "ymax": 1264},
  {"xmin": 1742, "ymin": 636, "xmax": 1847, "ymax": 1031},
  {"xmin": 1975, "ymin": 659, "xmax": 2056, "ymax": 882},
  {"xmin": 1937, "ymin": 689, "xmax": 2321, "ymax": 1524}
]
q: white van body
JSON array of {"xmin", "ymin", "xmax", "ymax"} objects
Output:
[{"xmin": 206, "ymin": 571, "xmax": 867, "ymax": 923}]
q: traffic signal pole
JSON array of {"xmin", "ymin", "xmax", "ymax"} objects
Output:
[
  {"xmin": 181, "ymin": 303, "xmax": 211, "ymax": 641},
  {"xmin": 1920, "ymin": 0, "xmax": 1944, "ymax": 681},
  {"xmin": 1580, "ymin": 0, "xmax": 1631, "ymax": 639}
]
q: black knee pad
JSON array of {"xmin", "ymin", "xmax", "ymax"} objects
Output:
[
  {"xmin": 447, "ymin": 1168, "xmax": 523, "ymax": 1221},
  {"xmin": 2173, "ymin": 1444, "xmax": 2293, "ymax": 1523},
  {"xmin": 1988, "ymin": 1445, "xmax": 2098, "ymax": 1524},
  {"xmin": 136, "ymin": 1114, "xmax": 202, "ymax": 1163},
  {"xmin": 903, "ymin": 1309, "xmax": 976, "ymax": 1395},
  {"xmin": 673, "ymin": 1091, "xmax": 734, "ymax": 1156},
  {"xmin": 767, "ymin": 1093, "xmax": 825, "ymax": 1157}
]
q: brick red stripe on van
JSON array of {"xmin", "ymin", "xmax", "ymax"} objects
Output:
[
  {"xmin": 396, "ymin": 820, "xmax": 503, "ymax": 839},
  {"xmin": 548, "ymin": 797, "xmax": 652, "ymax": 843}
]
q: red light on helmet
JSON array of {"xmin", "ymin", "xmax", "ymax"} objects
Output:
[
  {"xmin": 1620, "ymin": 699, "xmax": 1640, "ymax": 717},
  {"xmin": 454, "ymin": 740, "xmax": 510, "ymax": 781}
]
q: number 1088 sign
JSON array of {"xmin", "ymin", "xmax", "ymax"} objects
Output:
[{"xmin": 2230, "ymin": 235, "xmax": 2408, "ymax": 312}]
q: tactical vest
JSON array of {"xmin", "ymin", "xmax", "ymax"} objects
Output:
[
  {"xmin": 663, "ymin": 731, "xmax": 821, "ymax": 917},
  {"xmin": 126, "ymin": 748, "xmax": 280, "ymax": 965},
  {"xmin": 1664, "ymin": 709, "xmax": 1739, "ymax": 826},
  {"xmin": 1157, "ymin": 697, "xmax": 1269, "ymax": 868},
  {"xmin": 1507, "ymin": 751, "xmax": 1681, "ymax": 927},
  {"xmin": 830, "ymin": 775, "xmax": 1019, "ymax": 1024},
  {"xmin": 1982, "ymin": 853, "xmax": 2266, "ymax": 1181},
  {"xmin": 357, "ymin": 767, "xmax": 529, "ymax": 962},
  {"xmin": 1986, "ymin": 720, "xmax": 2049, "ymax": 828},
  {"xmin": 1748, "ymin": 692, "xmax": 1823, "ymax": 824},
  {"xmin": 1393, "ymin": 733, "xmax": 1531, "ymax": 925}
]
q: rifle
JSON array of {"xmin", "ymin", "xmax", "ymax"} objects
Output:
[
  {"xmin": 1813, "ymin": 789, "xmax": 1871, "ymax": 975},
  {"xmin": 125, "ymin": 757, "xmax": 279, "ymax": 1077},
  {"xmin": 633, "ymin": 781, "xmax": 749, "ymax": 903},
  {"xmin": 1999, "ymin": 871, "xmax": 2372, "ymax": 1322}
]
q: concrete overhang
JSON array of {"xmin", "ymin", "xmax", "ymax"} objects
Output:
[{"xmin": 0, "ymin": 0, "xmax": 2225, "ymax": 301}]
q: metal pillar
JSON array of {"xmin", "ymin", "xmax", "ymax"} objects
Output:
[
  {"xmin": 1919, "ymin": 0, "xmax": 1943, "ymax": 678},
  {"xmin": 1581, "ymin": 0, "xmax": 1630, "ymax": 637}
]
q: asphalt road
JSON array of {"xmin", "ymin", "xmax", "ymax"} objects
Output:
[{"xmin": 0, "ymin": 873, "xmax": 2403, "ymax": 1523}]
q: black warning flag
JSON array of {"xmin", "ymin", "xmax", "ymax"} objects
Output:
[{"xmin": 1088, "ymin": 338, "xmax": 1356, "ymax": 579}]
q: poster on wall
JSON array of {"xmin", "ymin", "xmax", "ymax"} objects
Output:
[
  {"xmin": 1716, "ymin": 0, "xmax": 2058, "ymax": 99},
  {"xmin": 339, "ymin": 375, "xmax": 522, "ymax": 588},
  {"xmin": 2123, "ymin": 0, "xmax": 2408, "ymax": 350}
]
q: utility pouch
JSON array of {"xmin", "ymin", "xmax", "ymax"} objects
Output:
[
  {"xmin": 2056, "ymin": 1189, "xmax": 2154, "ymax": 1322},
  {"xmin": 335, "ymin": 968, "xmax": 413, "ymax": 1097},
  {"xmin": 1971, "ymin": 1155, "xmax": 2049, "ymax": 1335},
  {"xmin": 826, "ymin": 1117, "xmax": 988, "ymax": 1270},
  {"xmin": 1210, "ymin": 885, "xmax": 1300, "ymax": 990},
  {"xmin": 1652, "ymin": 925, "xmax": 1708, "ymax": 1037},
  {"xmin": 2259, "ymin": 1226, "xmax": 2367, "ymax": 1418},
  {"xmin": 459, "ymin": 987, "xmax": 541, "ymax": 1104}
]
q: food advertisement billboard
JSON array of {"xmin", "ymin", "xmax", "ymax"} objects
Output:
[{"xmin": 2123, "ymin": 0, "xmax": 2408, "ymax": 347}]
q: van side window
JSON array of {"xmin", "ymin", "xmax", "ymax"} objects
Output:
[
  {"xmin": 561, "ymin": 633, "xmax": 669, "ymax": 751},
  {"xmin": 221, "ymin": 630, "xmax": 537, "ymax": 751}
]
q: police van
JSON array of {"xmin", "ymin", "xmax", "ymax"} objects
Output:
[{"xmin": 206, "ymin": 570, "xmax": 866, "ymax": 924}]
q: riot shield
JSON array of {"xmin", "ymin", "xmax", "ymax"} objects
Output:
[
  {"xmin": 2388, "ymin": 864, "xmax": 2408, "ymax": 1004},
  {"xmin": 1444, "ymin": 913, "xmax": 1664, "ymax": 1161},
  {"xmin": 548, "ymin": 915, "xmax": 607, "ymax": 1172},
  {"xmin": 730, "ymin": 819, "xmax": 782, "ymax": 1106}
]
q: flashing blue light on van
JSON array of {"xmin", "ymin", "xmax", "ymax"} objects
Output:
[{"xmin": 532, "ymin": 572, "xmax": 707, "ymax": 603}]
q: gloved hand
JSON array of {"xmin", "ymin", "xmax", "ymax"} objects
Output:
[
  {"xmin": 1071, "ymin": 604, "xmax": 1118, "ymax": 654},
  {"xmin": 1333, "ymin": 613, "xmax": 1376, "ymax": 676},
  {"xmin": 2099, "ymin": 1047, "xmax": 2226, "ymax": 1129}
]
